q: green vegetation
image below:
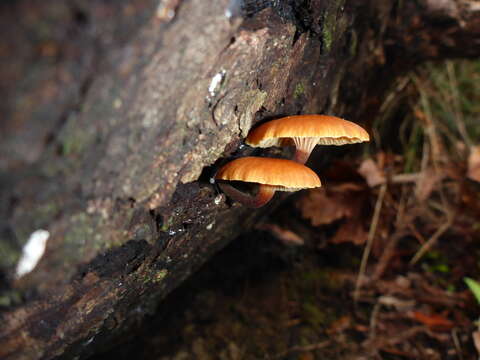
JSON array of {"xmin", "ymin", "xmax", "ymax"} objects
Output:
[
  {"xmin": 465, "ymin": 277, "xmax": 480, "ymax": 305},
  {"xmin": 293, "ymin": 82, "xmax": 305, "ymax": 99}
]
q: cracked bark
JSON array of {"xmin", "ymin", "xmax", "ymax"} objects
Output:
[{"xmin": 0, "ymin": 0, "xmax": 479, "ymax": 359}]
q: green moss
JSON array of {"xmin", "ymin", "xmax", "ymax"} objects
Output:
[
  {"xmin": 0, "ymin": 240, "xmax": 20, "ymax": 269},
  {"xmin": 0, "ymin": 297, "xmax": 10, "ymax": 307},
  {"xmin": 63, "ymin": 215, "xmax": 88, "ymax": 255},
  {"xmin": 303, "ymin": 303, "xmax": 328, "ymax": 327},
  {"xmin": 302, "ymin": 302, "xmax": 339, "ymax": 330},
  {"xmin": 322, "ymin": 10, "xmax": 336, "ymax": 53},
  {"xmin": 59, "ymin": 115, "xmax": 93, "ymax": 156},
  {"xmin": 63, "ymin": 213, "xmax": 103, "ymax": 258},
  {"xmin": 322, "ymin": 26, "xmax": 334, "ymax": 53},
  {"xmin": 137, "ymin": 268, "xmax": 168, "ymax": 285},
  {"xmin": 0, "ymin": 291, "xmax": 22, "ymax": 307},
  {"xmin": 322, "ymin": 0, "xmax": 347, "ymax": 53},
  {"xmin": 161, "ymin": 216, "xmax": 174, "ymax": 232},
  {"xmin": 294, "ymin": 82, "xmax": 305, "ymax": 99},
  {"xmin": 33, "ymin": 202, "xmax": 59, "ymax": 228},
  {"xmin": 154, "ymin": 269, "xmax": 168, "ymax": 283},
  {"xmin": 300, "ymin": 269, "xmax": 345, "ymax": 291}
]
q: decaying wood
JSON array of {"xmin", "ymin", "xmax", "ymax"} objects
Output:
[{"xmin": 0, "ymin": 0, "xmax": 479, "ymax": 359}]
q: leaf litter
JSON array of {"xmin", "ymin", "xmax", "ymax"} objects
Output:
[
  {"xmin": 260, "ymin": 62, "xmax": 480, "ymax": 358},
  {"xmin": 94, "ymin": 61, "xmax": 480, "ymax": 360}
]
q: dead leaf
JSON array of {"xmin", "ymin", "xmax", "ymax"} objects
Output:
[
  {"xmin": 411, "ymin": 311, "xmax": 454, "ymax": 331},
  {"xmin": 298, "ymin": 353, "xmax": 314, "ymax": 360},
  {"xmin": 473, "ymin": 330, "xmax": 480, "ymax": 356},
  {"xmin": 284, "ymin": 318, "xmax": 301, "ymax": 327},
  {"xmin": 296, "ymin": 188, "xmax": 354, "ymax": 226},
  {"xmin": 257, "ymin": 224, "xmax": 304, "ymax": 246},
  {"xmin": 354, "ymin": 324, "xmax": 369, "ymax": 332},
  {"xmin": 330, "ymin": 182, "xmax": 365, "ymax": 192},
  {"xmin": 326, "ymin": 315, "xmax": 351, "ymax": 334},
  {"xmin": 297, "ymin": 181, "xmax": 370, "ymax": 246},
  {"xmin": 415, "ymin": 167, "xmax": 444, "ymax": 201},
  {"xmin": 358, "ymin": 158, "xmax": 386, "ymax": 187},
  {"xmin": 331, "ymin": 221, "xmax": 368, "ymax": 245},
  {"xmin": 467, "ymin": 146, "xmax": 480, "ymax": 182}
]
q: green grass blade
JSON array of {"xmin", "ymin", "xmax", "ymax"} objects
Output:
[{"xmin": 465, "ymin": 277, "xmax": 480, "ymax": 305}]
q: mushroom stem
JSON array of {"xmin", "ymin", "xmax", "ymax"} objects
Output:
[
  {"xmin": 218, "ymin": 182, "xmax": 276, "ymax": 208},
  {"xmin": 292, "ymin": 137, "xmax": 318, "ymax": 164},
  {"xmin": 293, "ymin": 149, "xmax": 311, "ymax": 164}
]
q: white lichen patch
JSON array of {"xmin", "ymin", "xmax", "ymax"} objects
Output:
[
  {"xmin": 225, "ymin": 0, "xmax": 242, "ymax": 18},
  {"xmin": 113, "ymin": 98, "xmax": 122, "ymax": 109},
  {"xmin": 208, "ymin": 70, "xmax": 226, "ymax": 98},
  {"xmin": 206, "ymin": 222, "xmax": 214, "ymax": 230},
  {"xmin": 214, "ymin": 194, "xmax": 223, "ymax": 205},
  {"xmin": 15, "ymin": 229, "xmax": 50, "ymax": 279}
]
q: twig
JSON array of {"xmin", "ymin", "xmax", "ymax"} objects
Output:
[
  {"xmin": 368, "ymin": 299, "xmax": 382, "ymax": 339},
  {"xmin": 354, "ymin": 183, "xmax": 387, "ymax": 303},
  {"xmin": 389, "ymin": 173, "xmax": 420, "ymax": 183},
  {"xmin": 373, "ymin": 230, "xmax": 407, "ymax": 280},
  {"xmin": 394, "ymin": 184, "xmax": 408, "ymax": 227},
  {"xmin": 410, "ymin": 215, "xmax": 454, "ymax": 265},
  {"xmin": 417, "ymin": 88, "xmax": 443, "ymax": 161},
  {"xmin": 372, "ymin": 183, "xmax": 412, "ymax": 280},
  {"xmin": 446, "ymin": 61, "xmax": 472, "ymax": 147},
  {"xmin": 408, "ymin": 222, "xmax": 427, "ymax": 244},
  {"xmin": 365, "ymin": 326, "xmax": 427, "ymax": 349},
  {"xmin": 451, "ymin": 328, "xmax": 464, "ymax": 360}
]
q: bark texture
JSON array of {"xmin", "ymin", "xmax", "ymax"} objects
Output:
[{"xmin": 0, "ymin": 0, "xmax": 479, "ymax": 359}]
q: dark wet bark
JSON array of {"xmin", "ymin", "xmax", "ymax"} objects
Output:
[{"xmin": 0, "ymin": 0, "xmax": 479, "ymax": 359}]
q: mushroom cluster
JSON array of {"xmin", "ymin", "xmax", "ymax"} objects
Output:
[{"xmin": 215, "ymin": 115, "xmax": 369, "ymax": 208}]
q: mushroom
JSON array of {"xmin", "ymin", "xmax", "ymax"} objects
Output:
[
  {"xmin": 215, "ymin": 157, "xmax": 321, "ymax": 208},
  {"xmin": 246, "ymin": 114, "xmax": 370, "ymax": 164}
]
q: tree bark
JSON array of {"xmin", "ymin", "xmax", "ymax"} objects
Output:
[{"xmin": 0, "ymin": 0, "xmax": 479, "ymax": 359}]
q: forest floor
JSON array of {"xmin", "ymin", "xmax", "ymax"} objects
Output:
[{"xmin": 93, "ymin": 61, "xmax": 480, "ymax": 360}]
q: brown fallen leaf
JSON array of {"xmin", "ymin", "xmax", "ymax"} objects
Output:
[
  {"xmin": 297, "ymin": 179, "xmax": 370, "ymax": 246},
  {"xmin": 296, "ymin": 188, "xmax": 355, "ymax": 226},
  {"xmin": 411, "ymin": 311, "xmax": 454, "ymax": 331},
  {"xmin": 256, "ymin": 223, "xmax": 304, "ymax": 246},
  {"xmin": 415, "ymin": 167, "xmax": 444, "ymax": 201},
  {"xmin": 467, "ymin": 145, "xmax": 480, "ymax": 182},
  {"xmin": 298, "ymin": 352, "xmax": 315, "ymax": 360},
  {"xmin": 354, "ymin": 324, "xmax": 369, "ymax": 332},
  {"xmin": 326, "ymin": 315, "xmax": 351, "ymax": 334},
  {"xmin": 473, "ymin": 330, "xmax": 480, "ymax": 356},
  {"xmin": 331, "ymin": 220, "xmax": 368, "ymax": 245},
  {"xmin": 380, "ymin": 347, "xmax": 418, "ymax": 358},
  {"xmin": 358, "ymin": 158, "xmax": 386, "ymax": 187}
]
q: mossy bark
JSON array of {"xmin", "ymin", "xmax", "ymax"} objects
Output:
[{"xmin": 1, "ymin": 0, "xmax": 479, "ymax": 359}]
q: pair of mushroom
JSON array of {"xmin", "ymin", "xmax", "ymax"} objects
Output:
[{"xmin": 215, "ymin": 115, "xmax": 370, "ymax": 208}]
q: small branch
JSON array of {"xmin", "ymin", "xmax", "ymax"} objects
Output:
[
  {"xmin": 354, "ymin": 183, "xmax": 387, "ymax": 303},
  {"xmin": 410, "ymin": 214, "xmax": 454, "ymax": 264}
]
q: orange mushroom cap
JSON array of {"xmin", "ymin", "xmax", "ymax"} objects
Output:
[
  {"xmin": 245, "ymin": 114, "xmax": 370, "ymax": 148},
  {"xmin": 215, "ymin": 157, "xmax": 321, "ymax": 192}
]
